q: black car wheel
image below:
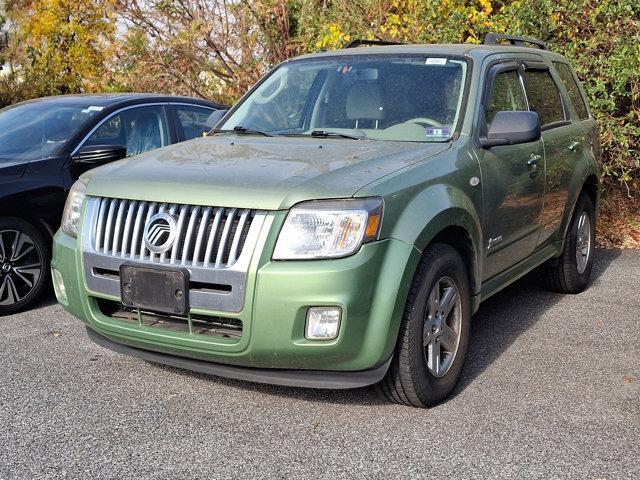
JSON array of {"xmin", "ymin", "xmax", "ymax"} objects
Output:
[
  {"xmin": 378, "ymin": 243, "xmax": 471, "ymax": 407},
  {"xmin": 0, "ymin": 217, "xmax": 50, "ymax": 315},
  {"xmin": 542, "ymin": 192, "xmax": 596, "ymax": 294}
]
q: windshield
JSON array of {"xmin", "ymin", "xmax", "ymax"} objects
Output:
[
  {"xmin": 0, "ymin": 102, "xmax": 102, "ymax": 160},
  {"xmin": 221, "ymin": 55, "xmax": 468, "ymax": 142}
]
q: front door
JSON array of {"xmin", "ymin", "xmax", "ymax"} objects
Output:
[{"xmin": 479, "ymin": 67, "xmax": 545, "ymax": 280}]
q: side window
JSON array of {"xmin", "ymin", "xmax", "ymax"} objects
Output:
[
  {"xmin": 175, "ymin": 105, "xmax": 215, "ymax": 140},
  {"xmin": 553, "ymin": 62, "xmax": 590, "ymax": 120},
  {"xmin": 85, "ymin": 105, "xmax": 169, "ymax": 157},
  {"xmin": 486, "ymin": 70, "xmax": 528, "ymax": 126},
  {"xmin": 522, "ymin": 70, "xmax": 566, "ymax": 127}
]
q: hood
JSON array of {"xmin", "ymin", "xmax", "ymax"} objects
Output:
[{"xmin": 85, "ymin": 136, "xmax": 450, "ymax": 210}]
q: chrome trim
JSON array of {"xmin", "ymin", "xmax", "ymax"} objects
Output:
[
  {"xmin": 216, "ymin": 209, "xmax": 236, "ymax": 268},
  {"xmin": 70, "ymin": 102, "xmax": 216, "ymax": 157},
  {"xmin": 203, "ymin": 208, "xmax": 223, "ymax": 268},
  {"xmin": 82, "ymin": 197, "xmax": 266, "ymax": 313}
]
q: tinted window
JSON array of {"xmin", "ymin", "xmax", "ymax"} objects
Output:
[
  {"xmin": 486, "ymin": 70, "xmax": 528, "ymax": 126},
  {"xmin": 522, "ymin": 70, "xmax": 565, "ymax": 127},
  {"xmin": 176, "ymin": 105, "xmax": 215, "ymax": 140},
  {"xmin": 86, "ymin": 106, "xmax": 169, "ymax": 157},
  {"xmin": 553, "ymin": 62, "xmax": 589, "ymax": 120},
  {"xmin": 0, "ymin": 103, "xmax": 101, "ymax": 160}
]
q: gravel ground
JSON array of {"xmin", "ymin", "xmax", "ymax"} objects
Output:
[{"xmin": 1, "ymin": 249, "xmax": 638, "ymax": 479}]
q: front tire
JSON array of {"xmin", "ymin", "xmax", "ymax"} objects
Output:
[
  {"xmin": 379, "ymin": 243, "xmax": 471, "ymax": 407},
  {"xmin": 0, "ymin": 217, "xmax": 50, "ymax": 316},
  {"xmin": 542, "ymin": 192, "xmax": 595, "ymax": 294}
]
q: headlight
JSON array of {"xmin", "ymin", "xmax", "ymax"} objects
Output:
[
  {"xmin": 273, "ymin": 198, "xmax": 383, "ymax": 260},
  {"xmin": 61, "ymin": 180, "xmax": 86, "ymax": 237}
]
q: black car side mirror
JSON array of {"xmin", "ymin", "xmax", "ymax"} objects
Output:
[
  {"xmin": 480, "ymin": 111, "xmax": 541, "ymax": 148},
  {"xmin": 204, "ymin": 109, "xmax": 229, "ymax": 132},
  {"xmin": 72, "ymin": 144, "xmax": 127, "ymax": 165}
]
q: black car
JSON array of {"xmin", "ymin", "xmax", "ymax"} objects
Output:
[{"xmin": 0, "ymin": 93, "xmax": 226, "ymax": 314}]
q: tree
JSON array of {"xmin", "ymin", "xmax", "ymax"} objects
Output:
[
  {"xmin": 4, "ymin": 0, "xmax": 117, "ymax": 97},
  {"xmin": 112, "ymin": 0, "xmax": 297, "ymax": 104}
]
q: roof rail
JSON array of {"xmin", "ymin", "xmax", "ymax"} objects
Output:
[
  {"xmin": 484, "ymin": 33, "xmax": 548, "ymax": 50},
  {"xmin": 344, "ymin": 39, "xmax": 403, "ymax": 49}
]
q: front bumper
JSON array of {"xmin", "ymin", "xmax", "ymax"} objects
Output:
[
  {"xmin": 86, "ymin": 326, "xmax": 392, "ymax": 389},
  {"xmin": 52, "ymin": 225, "xmax": 419, "ymax": 385}
]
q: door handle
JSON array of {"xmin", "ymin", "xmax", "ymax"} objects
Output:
[
  {"xmin": 568, "ymin": 141, "xmax": 581, "ymax": 151},
  {"xmin": 527, "ymin": 154, "xmax": 542, "ymax": 167}
]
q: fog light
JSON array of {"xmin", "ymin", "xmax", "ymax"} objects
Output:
[
  {"xmin": 51, "ymin": 268, "xmax": 67, "ymax": 305},
  {"xmin": 305, "ymin": 307, "xmax": 341, "ymax": 340}
]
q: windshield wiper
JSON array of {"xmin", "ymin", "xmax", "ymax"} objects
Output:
[
  {"xmin": 211, "ymin": 126, "xmax": 275, "ymax": 137},
  {"xmin": 310, "ymin": 130, "xmax": 364, "ymax": 140},
  {"xmin": 232, "ymin": 126, "xmax": 275, "ymax": 137}
]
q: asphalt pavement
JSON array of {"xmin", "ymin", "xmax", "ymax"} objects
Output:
[{"xmin": 1, "ymin": 249, "xmax": 638, "ymax": 479}]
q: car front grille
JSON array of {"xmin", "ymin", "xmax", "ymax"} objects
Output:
[
  {"xmin": 91, "ymin": 197, "xmax": 256, "ymax": 268},
  {"xmin": 82, "ymin": 196, "xmax": 268, "ymax": 313}
]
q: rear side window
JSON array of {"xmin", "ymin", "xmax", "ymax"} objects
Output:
[
  {"xmin": 553, "ymin": 62, "xmax": 589, "ymax": 120},
  {"xmin": 522, "ymin": 70, "xmax": 566, "ymax": 127},
  {"xmin": 176, "ymin": 105, "xmax": 215, "ymax": 140},
  {"xmin": 486, "ymin": 70, "xmax": 528, "ymax": 127}
]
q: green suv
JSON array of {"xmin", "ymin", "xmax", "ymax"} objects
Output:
[{"xmin": 52, "ymin": 35, "xmax": 600, "ymax": 407}]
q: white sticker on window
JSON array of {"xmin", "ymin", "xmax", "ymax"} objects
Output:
[
  {"xmin": 86, "ymin": 106, "xmax": 104, "ymax": 112},
  {"xmin": 426, "ymin": 58, "xmax": 447, "ymax": 65}
]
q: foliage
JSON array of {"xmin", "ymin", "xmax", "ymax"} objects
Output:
[
  {"xmin": 110, "ymin": 0, "xmax": 297, "ymax": 104},
  {"xmin": 2, "ymin": 0, "xmax": 116, "ymax": 98}
]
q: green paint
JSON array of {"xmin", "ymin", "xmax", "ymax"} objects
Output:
[{"xmin": 52, "ymin": 44, "xmax": 599, "ymax": 379}]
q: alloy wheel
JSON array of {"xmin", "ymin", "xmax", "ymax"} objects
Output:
[
  {"xmin": 0, "ymin": 229, "xmax": 43, "ymax": 307},
  {"xmin": 422, "ymin": 276, "xmax": 462, "ymax": 377},
  {"xmin": 575, "ymin": 211, "xmax": 592, "ymax": 275}
]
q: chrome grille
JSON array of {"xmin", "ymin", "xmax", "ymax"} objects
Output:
[
  {"xmin": 82, "ymin": 196, "xmax": 269, "ymax": 313},
  {"xmin": 90, "ymin": 198, "xmax": 256, "ymax": 268}
]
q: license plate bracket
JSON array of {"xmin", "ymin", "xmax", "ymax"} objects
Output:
[{"xmin": 120, "ymin": 265, "xmax": 189, "ymax": 315}]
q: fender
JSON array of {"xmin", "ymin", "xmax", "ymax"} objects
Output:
[
  {"xmin": 556, "ymin": 149, "xmax": 600, "ymax": 249},
  {"xmin": 387, "ymin": 183, "xmax": 484, "ymax": 297},
  {"xmin": 0, "ymin": 186, "xmax": 66, "ymax": 230}
]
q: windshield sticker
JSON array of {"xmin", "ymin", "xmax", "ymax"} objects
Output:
[
  {"xmin": 425, "ymin": 127, "xmax": 450, "ymax": 138},
  {"xmin": 426, "ymin": 58, "xmax": 448, "ymax": 65}
]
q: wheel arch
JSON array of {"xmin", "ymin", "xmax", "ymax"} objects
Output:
[
  {"xmin": 559, "ymin": 172, "xmax": 600, "ymax": 246},
  {"xmin": 0, "ymin": 187, "xmax": 64, "ymax": 240},
  {"xmin": 387, "ymin": 183, "xmax": 483, "ymax": 299}
]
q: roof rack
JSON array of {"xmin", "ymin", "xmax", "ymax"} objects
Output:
[
  {"xmin": 484, "ymin": 33, "xmax": 548, "ymax": 50},
  {"xmin": 344, "ymin": 39, "xmax": 403, "ymax": 49}
]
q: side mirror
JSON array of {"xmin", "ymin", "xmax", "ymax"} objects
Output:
[
  {"xmin": 204, "ymin": 109, "xmax": 229, "ymax": 131},
  {"xmin": 72, "ymin": 144, "xmax": 127, "ymax": 165},
  {"xmin": 480, "ymin": 111, "xmax": 541, "ymax": 148}
]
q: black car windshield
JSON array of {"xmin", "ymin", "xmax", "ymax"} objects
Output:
[
  {"xmin": 220, "ymin": 55, "xmax": 468, "ymax": 142},
  {"xmin": 0, "ymin": 102, "xmax": 102, "ymax": 160}
]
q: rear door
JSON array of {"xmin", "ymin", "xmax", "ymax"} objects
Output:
[
  {"xmin": 520, "ymin": 64, "xmax": 582, "ymax": 246},
  {"xmin": 478, "ymin": 62, "xmax": 546, "ymax": 280}
]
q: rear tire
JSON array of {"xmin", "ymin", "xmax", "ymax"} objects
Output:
[
  {"xmin": 542, "ymin": 193, "xmax": 595, "ymax": 294},
  {"xmin": 0, "ymin": 217, "xmax": 50, "ymax": 316},
  {"xmin": 378, "ymin": 243, "xmax": 471, "ymax": 407}
]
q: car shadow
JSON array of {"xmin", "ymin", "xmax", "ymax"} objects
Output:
[
  {"xmin": 153, "ymin": 249, "xmax": 621, "ymax": 407},
  {"xmin": 451, "ymin": 248, "xmax": 621, "ymax": 397}
]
